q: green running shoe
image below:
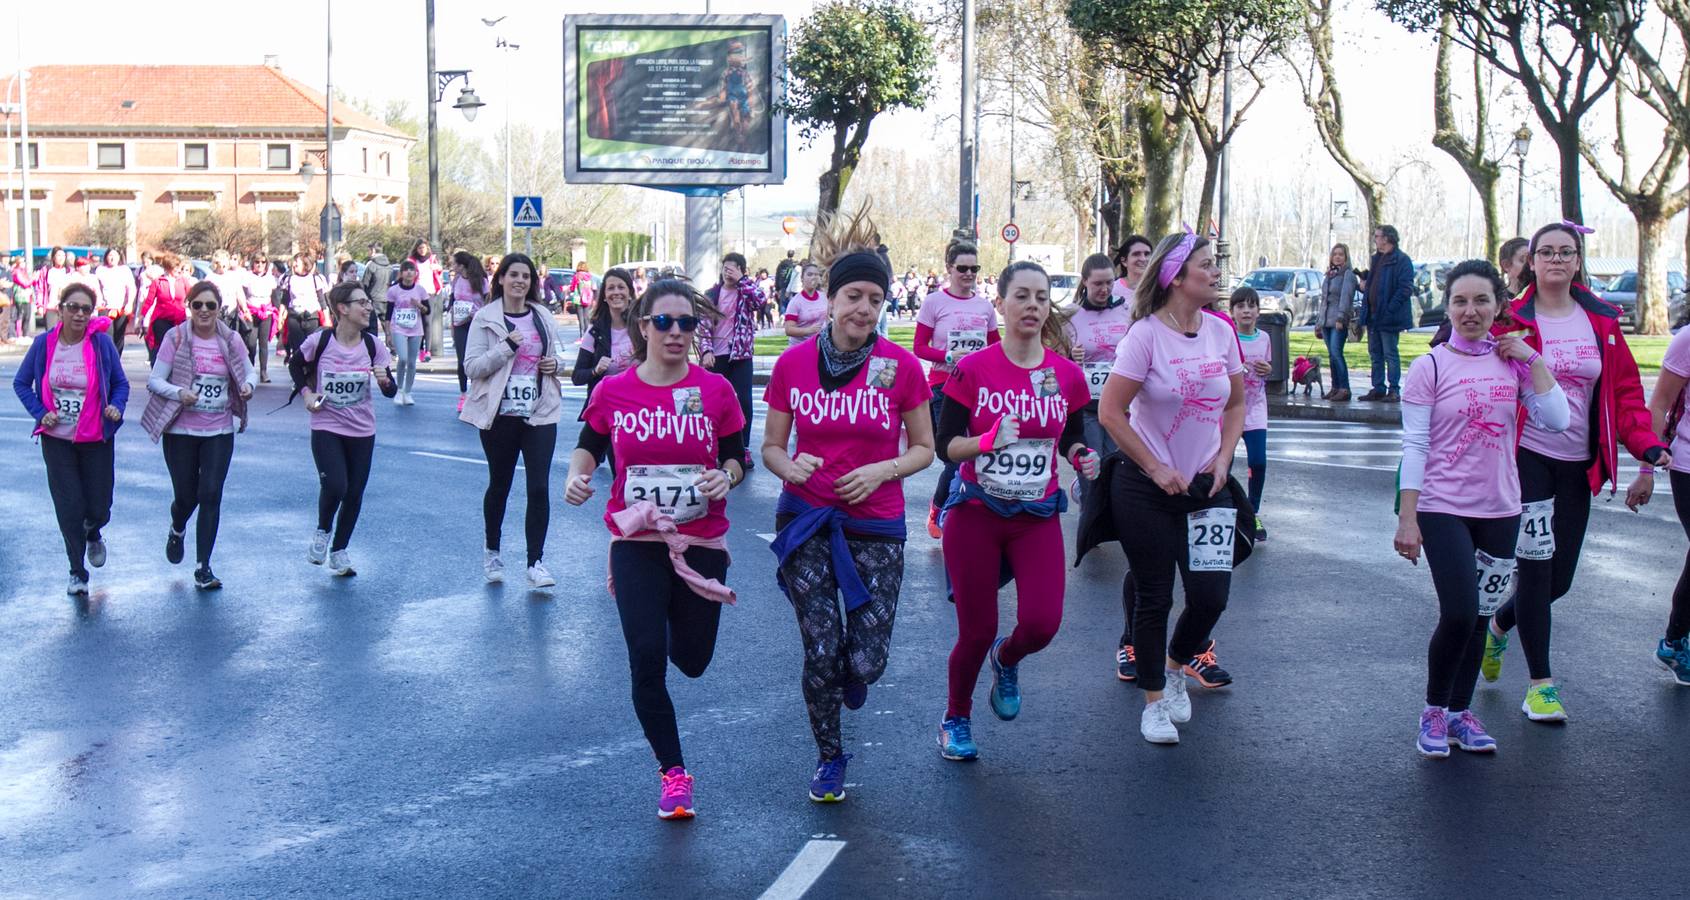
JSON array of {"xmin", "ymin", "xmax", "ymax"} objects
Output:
[
  {"xmin": 1481, "ymin": 627, "xmax": 1508, "ymax": 682},
  {"xmin": 1522, "ymin": 682, "xmax": 1567, "ymax": 722}
]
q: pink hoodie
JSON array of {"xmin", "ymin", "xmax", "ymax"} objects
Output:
[{"xmin": 37, "ymin": 317, "xmax": 113, "ymax": 443}]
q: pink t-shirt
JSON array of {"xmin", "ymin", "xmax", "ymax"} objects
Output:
[
  {"xmin": 43, "ymin": 338, "xmax": 89, "ymax": 441},
  {"xmin": 1110, "ymin": 278, "xmax": 1136, "ymax": 306},
  {"xmin": 386, "ymin": 283, "xmax": 429, "ymax": 338},
  {"xmin": 763, "ymin": 338, "xmax": 930, "ymax": 519},
  {"xmin": 583, "ymin": 364, "xmax": 746, "ymax": 540},
  {"xmin": 1518, "ymin": 309, "xmax": 1599, "ymax": 462},
  {"xmin": 1111, "ymin": 315, "xmax": 1245, "ymax": 481},
  {"xmin": 916, "ymin": 289, "xmax": 998, "ymax": 386},
  {"xmin": 943, "ymin": 344, "xmax": 1091, "ymax": 502},
  {"xmin": 306, "ymin": 331, "xmax": 392, "ymax": 438},
  {"xmin": 1066, "ymin": 302, "xmax": 1133, "ymax": 404},
  {"xmin": 1237, "ymin": 330, "xmax": 1271, "ymax": 433},
  {"xmin": 1662, "ymin": 328, "xmax": 1690, "ymax": 476},
  {"xmin": 172, "ymin": 334, "xmax": 235, "ymax": 435},
  {"xmin": 577, "ymin": 325, "xmax": 635, "ymax": 377},
  {"xmin": 709, "ymin": 285, "xmax": 741, "ymax": 350},
  {"xmin": 785, "ymin": 291, "xmax": 828, "ymax": 344},
  {"xmin": 1402, "ymin": 344, "xmax": 1534, "ymax": 517}
]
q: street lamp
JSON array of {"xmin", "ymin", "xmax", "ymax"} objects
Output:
[
  {"xmin": 487, "ymin": 28, "xmax": 521, "ymax": 256},
  {"xmin": 1512, "ymin": 123, "xmax": 1532, "ymax": 236},
  {"xmin": 299, "ymin": 159, "xmax": 317, "ymax": 188}
]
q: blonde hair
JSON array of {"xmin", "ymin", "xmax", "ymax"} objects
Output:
[{"xmin": 808, "ymin": 202, "xmax": 881, "ymax": 297}]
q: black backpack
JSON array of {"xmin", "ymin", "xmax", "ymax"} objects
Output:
[{"xmin": 281, "ymin": 330, "xmax": 397, "ymax": 408}]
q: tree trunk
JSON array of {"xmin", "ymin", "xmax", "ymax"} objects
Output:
[
  {"xmin": 1138, "ymin": 100, "xmax": 1183, "ymax": 239},
  {"xmin": 1195, "ymin": 145, "xmax": 1220, "ymax": 242},
  {"xmin": 816, "ymin": 118, "xmax": 871, "ymax": 220},
  {"xmin": 1478, "ymin": 181, "xmax": 1501, "ymax": 263},
  {"xmin": 1553, "ymin": 125, "xmax": 1584, "ymax": 225},
  {"xmin": 1638, "ymin": 212, "xmax": 1671, "ymax": 335}
]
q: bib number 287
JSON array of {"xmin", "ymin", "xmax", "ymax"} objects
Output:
[{"xmin": 1187, "ymin": 508, "xmax": 1233, "ymax": 573}]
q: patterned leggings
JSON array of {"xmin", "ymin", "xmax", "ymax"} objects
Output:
[{"xmin": 779, "ymin": 533, "xmax": 904, "ymax": 760}]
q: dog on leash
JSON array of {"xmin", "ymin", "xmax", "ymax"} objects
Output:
[{"xmin": 1291, "ymin": 355, "xmax": 1324, "ymax": 398}]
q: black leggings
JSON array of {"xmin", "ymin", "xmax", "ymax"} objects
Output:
[
  {"xmin": 479, "ymin": 417, "xmax": 557, "ymax": 566},
  {"xmin": 1112, "ymin": 458, "xmax": 1234, "ymax": 693},
  {"xmin": 711, "ymin": 356, "xmax": 755, "ymax": 454},
  {"xmin": 311, "ymin": 431, "xmax": 375, "ymax": 552},
  {"xmin": 929, "ymin": 385, "xmax": 959, "ymax": 511},
  {"xmin": 162, "ymin": 432, "xmax": 234, "ymax": 565},
  {"xmin": 110, "ymin": 314, "xmax": 131, "ymax": 355},
  {"xmin": 1669, "ymin": 471, "xmax": 1690, "ymax": 642},
  {"xmin": 453, "ymin": 322, "xmax": 471, "ymax": 393},
  {"xmin": 41, "ymin": 436, "xmax": 115, "ymax": 580},
  {"xmin": 1491, "ymin": 448, "xmax": 1592, "ymax": 679},
  {"xmin": 1420, "ymin": 511, "xmax": 1519, "ymax": 711},
  {"xmin": 610, "ymin": 540, "xmax": 727, "ymax": 772},
  {"xmin": 147, "ymin": 318, "xmax": 173, "ymax": 366}
]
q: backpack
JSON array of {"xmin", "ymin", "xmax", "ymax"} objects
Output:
[{"xmin": 281, "ymin": 330, "xmax": 397, "ymax": 408}]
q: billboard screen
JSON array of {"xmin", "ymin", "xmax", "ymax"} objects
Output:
[{"xmin": 564, "ymin": 15, "xmax": 787, "ymax": 186}]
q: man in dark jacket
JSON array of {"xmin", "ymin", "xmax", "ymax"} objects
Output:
[
  {"xmin": 773, "ymin": 250, "xmax": 797, "ymax": 313},
  {"xmin": 360, "ymin": 243, "xmax": 393, "ymax": 340},
  {"xmin": 1358, "ymin": 224, "xmax": 1413, "ymax": 401}
]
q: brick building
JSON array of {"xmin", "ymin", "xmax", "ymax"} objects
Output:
[{"xmin": 2, "ymin": 61, "xmax": 414, "ymax": 258}]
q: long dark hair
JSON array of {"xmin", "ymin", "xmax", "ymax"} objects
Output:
[
  {"xmin": 627, "ymin": 278, "xmax": 719, "ymax": 363},
  {"xmin": 410, "ymin": 239, "xmax": 433, "ymax": 262},
  {"xmin": 1444, "ymin": 258, "xmax": 1512, "ymax": 328},
  {"xmin": 490, "ymin": 252, "xmax": 541, "ymax": 305},
  {"xmin": 997, "ymin": 260, "xmax": 1071, "ymax": 355},
  {"xmin": 591, "ymin": 267, "xmax": 637, "ymax": 334},
  {"xmin": 1519, "ymin": 222, "xmax": 1588, "ymax": 288},
  {"xmin": 452, "ymin": 250, "xmax": 486, "ymax": 295}
]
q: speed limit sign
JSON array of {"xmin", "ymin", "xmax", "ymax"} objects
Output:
[{"xmin": 1001, "ymin": 222, "xmax": 1020, "ymax": 244}]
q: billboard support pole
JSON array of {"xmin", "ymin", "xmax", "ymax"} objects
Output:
[
  {"xmin": 685, "ymin": 194, "xmax": 722, "ymax": 295},
  {"xmin": 958, "ymin": 0, "xmax": 976, "ymax": 237}
]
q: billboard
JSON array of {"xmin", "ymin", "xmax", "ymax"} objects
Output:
[{"xmin": 563, "ymin": 15, "xmax": 787, "ymax": 187}]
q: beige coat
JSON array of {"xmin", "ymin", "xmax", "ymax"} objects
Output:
[{"xmin": 457, "ymin": 300, "xmax": 567, "ymax": 429}]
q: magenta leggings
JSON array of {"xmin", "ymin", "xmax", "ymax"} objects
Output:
[{"xmin": 942, "ymin": 501, "xmax": 1066, "ymax": 718}]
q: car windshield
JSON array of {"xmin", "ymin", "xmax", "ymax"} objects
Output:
[
  {"xmin": 1611, "ymin": 274, "xmax": 1637, "ymax": 292},
  {"xmin": 1049, "ymin": 274, "xmax": 1078, "ymax": 288},
  {"xmin": 1241, "ymin": 271, "xmax": 1292, "ymax": 291}
]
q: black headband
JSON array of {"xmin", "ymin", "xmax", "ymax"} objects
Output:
[{"xmin": 828, "ymin": 251, "xmax": 890, "ymax": 298}]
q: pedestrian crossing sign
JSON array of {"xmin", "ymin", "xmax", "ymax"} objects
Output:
[{"xmin": 513, "ymin": 196, "xmax": 544, "ymax": 228}]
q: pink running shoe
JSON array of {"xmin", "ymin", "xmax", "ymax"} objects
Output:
[{"xmin": 658, "ymin": 766, "xmax": 695, "ymax": 819}]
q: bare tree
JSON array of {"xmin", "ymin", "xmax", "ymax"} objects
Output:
[
  {"xmin": 1431, "ymin": 14, "xmax": 1505, "ymax": 261},
  {"xmin": 1285, "ymin": 0, "xmax": 1389, "ymax": 238}
]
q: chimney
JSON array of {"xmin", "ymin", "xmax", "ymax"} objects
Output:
[{"xmin": 263, "ymin": 54, "xmax": 281, "ymax": 69}]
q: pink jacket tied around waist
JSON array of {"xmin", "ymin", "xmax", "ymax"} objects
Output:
[{"xmin": 607, "ymin": 501, "xmax": 735, "ymax": 605}]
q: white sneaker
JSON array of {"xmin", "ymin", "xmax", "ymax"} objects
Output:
[
  {"xmin": 527, "ymin": 560, "xmax": 556, "ymax": 588},
  {"xmin": 484, "ymin": 549, "xmax": 505, "ymax": 583},
  {"xmin": 327, "ymin": 549, "xmax": 355, "ymax": 577},
  {"xmin": 1164, "ymin": 669, "xmax": 1193, "ymax": 723},
  {"xmin": 403, "ymin": 391, "xmax": 416, "ymax": 406},
  {"xmin": 1141, "ymin": 700, "xmax": 1179, "ymax": 744},
  {"xmin": 393, "ymin": 392, "xmax": 404, "ymax": 406},
  {"xmin": 307, "ymin": 529, "xmax": 330, "ymax": 565},
  {"xmin": 66, "ymin": 574, "xmax": 90, "ymax": 596}
]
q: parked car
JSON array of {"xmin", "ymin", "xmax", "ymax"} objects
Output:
[
  {"xmin": 1602, "ymin": 271, "xmax": 1686, "ymax": 332},
  {"xmin": 1410, "ymin": 260, "xmax": 1461, "ymax": 329},
  {"xmin": 1238, "ymin": 267, "xmax": 1323, "ymax": 324},
  {"xmin": 1048, "ymin": 271, "xmax": 1081, "ymax": 307}
]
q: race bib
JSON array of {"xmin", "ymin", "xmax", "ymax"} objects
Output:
[
  {"xmin": 624, "ymin": 464, "xmax": 707, "ymax": 524},
  {"xmin": 1517, "ymin": 499, "xmax": 1554, "ymax": 561},
  {"xmin": 1085, "ymin": 362, "xmax": 1113, "ymax": 400},
  {"xmin": 499, "ymin": 374, "xmax": 538, "ymax": 418},
  {"xmin": 1475, "ymin": 549, "xmax": 1517, "ymax": 615},
  {"xmin": 53, "ymin": 394, "xmax": 84, "ymax": 422},
  {"xmin": 947, "ymin": 328, "xmax": 986, "ymax": 358},
  {"xmin": 393, "ymin": 307, "xmax": 420, "ymax": 329},
  {"xmin": 191, "ymin": 374, "xmax": 230, "ymax": 412},
  {"xmin": 452, "ymin": 300, "xmax": 475, "ymax": 325},
  {"xmin": 320, "ymin": 370, "xmax": 369, "ymax": 408},
  {"xmin": 975, "ymin": 437, "xmax": 1054, "ymax": 501},
  {"xmin": 1187, "ymin": 508, "xmax": 1234, "ymax": 573}
]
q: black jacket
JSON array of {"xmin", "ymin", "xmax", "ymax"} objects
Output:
[{"xmin": 1073, "ymin": 454, "xmax": 1257, "ymax": 569}]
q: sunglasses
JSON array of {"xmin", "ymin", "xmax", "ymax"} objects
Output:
[
  {"xmin": 643, "ymin": 314, "xmax": 701, "ymax": 333},
  {"xmin": 61, "ymin": 304, "xmax": 94, "ymax": 315},
  {"xmin": 953, "ymin": 265, "xmax": 981, "ymax": 274},
  {"xmin": 190, "ymin": 300, "xmax": 220, "ymax": 311}
]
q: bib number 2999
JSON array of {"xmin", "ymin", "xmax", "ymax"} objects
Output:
[{"xmin": 976, "ymin": 438, "xmax": 1053, "ymax": 501}]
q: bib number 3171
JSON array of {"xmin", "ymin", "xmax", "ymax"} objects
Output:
[
  {"xmin": 624, "ymin": 465, "xmax": 707, "ymax": 524},
  {"xmin": 1187, "ymin": 508, "xmax": 1234, "ymax": 573},
  {"xmin": 1475, "ymin": 549, "xmax": 1517, "ymax": 616}
]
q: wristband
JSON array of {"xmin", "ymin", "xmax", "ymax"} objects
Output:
[
  {"xmin": 1640, "ymin": 464, "xmax": 1656, "ymax": 476},
  {"xmin": 1526, "ymin": 351, "xmax": 1541, "ymax": 367},
  {"xmin": 890, "ymin": 458, "xmax": 901, "ymax": 480}
]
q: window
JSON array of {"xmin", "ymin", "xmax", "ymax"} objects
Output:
[
  {"xmin": 266, "ymin": 144, "xmax": 291, "ymax": 170},
  {"xmin": 184, "ymin": 143, "xmax": 209, "ymax": 170},
  {"xmin": 382, "ymin": 152, "xmax": 390, "ymax": 176},
  {"xmin": 97, "ymin": 143, "xmax": 125, "ymax": 169},
  {"xmin": 362, "ymin": 147, "xmax": 369, "ymax": 173},
  {"xmin": 12, "ymin": 142, "xmax": 38, "ymax": 169},
  {"xmin": 15, "ymin": 207, "xmax": 40, "ymax": 241},
  {"xmin": 182, "ymin": 208, "xmax": 213, "ymax": 226}
]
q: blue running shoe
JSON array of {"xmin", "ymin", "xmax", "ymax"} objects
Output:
[
  {"xmin": 1417, "ymin": 706, "xmax": 1450, "ymax": 759},
  {"xmin": 988, "ymin": 637, "xmax": 1021, "ymax": 721},
  {"xmin": 843, "ymin": 679, "xmax": 868, "ymax": 711},
  {"xmin": 809, "ymin": 753, "xmax": 852, "ymax": 803},
  {"xmin": 1447, "ymin": 710, "xmax": 1498, "ymax": 753},
  {"xmin": 1658, "ymin": 638, "xmax": 1690, "ymax": 686},
  {"xmin": 938, "ymin": 716, "xmax": 978, "ymax": 761}
]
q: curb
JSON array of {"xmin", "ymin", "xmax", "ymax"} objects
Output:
[{"xmin": 1267, "ymin": 396, "xmax": 1402, "ymax": 425}]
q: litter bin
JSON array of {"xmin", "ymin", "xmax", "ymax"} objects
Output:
[{"xmin": 1257, "ymin": 311, "xmax": 1291, "ymax": 394}]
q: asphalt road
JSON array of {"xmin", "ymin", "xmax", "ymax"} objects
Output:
[{"xmin": 1, "ymin": 347, "xmax": 1688, "ymax": 899}]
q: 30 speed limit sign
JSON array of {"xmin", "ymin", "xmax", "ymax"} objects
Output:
[{"xmin": 1001, "ymin": 222, "xmax": 1020, "ymax": 244}]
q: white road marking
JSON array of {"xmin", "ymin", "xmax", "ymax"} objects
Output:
[
  {"xmin": 1267, "ymin": 456, "xmax": 1395, "ymax": 472},
  {"xmin": 1270, "ymin": 437, "xmax": 1403, "ymax": 444},
  {"xmin": 0, "ymin": 415, "xmax": 39, "ymax": 423},
  {"xmin": 758, "ymin": 533, "xmax": 777, "ymax": 542},
  {"xmin": 759, "ymin": 839, "xmax": 847, "ymax": 900},
  {"xmin": 411, "ymin": 450, "xmax": 504, "ymax": 467}
]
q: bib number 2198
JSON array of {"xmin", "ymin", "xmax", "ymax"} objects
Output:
[{"xmin": 1187, "ymin": 508, "xmax": 1233, "ymax": 573}]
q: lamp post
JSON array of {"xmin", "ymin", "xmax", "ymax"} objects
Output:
[
  {"xmin": 484, "ymin": 18, "xmax": 519, "ymax": 256},
  {"xmin": 425, "ymin": 0, "xmax": 482, "ymax": 353},
  {"xmin": 1512, "ymin": 123, "xmax": 1532, "ymax": 236}
]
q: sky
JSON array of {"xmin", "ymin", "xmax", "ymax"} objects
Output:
[{"xmin": 4, "ymin": 0, "xmax": 1680, "ymax": 261}]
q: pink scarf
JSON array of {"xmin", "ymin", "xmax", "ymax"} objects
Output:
[
  {"xmin": 37, "ymin": 317, "xmax": 112, "ymax": 443},
  {"xmin": 1448, "ymin": 331, "xmax": 1532, "ymax": 382},
  {"xmin": 607, "ymin": 502, "xmax": 735, "ymax": 605}
]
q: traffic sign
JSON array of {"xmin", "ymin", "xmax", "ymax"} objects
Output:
[
  {"xmin": 1001, "ymin": 222, "xmax": 1020, "ymax": 244},
  {"xmin": 513, "ymin": 196, "xmax": 544, "ymax": 229}
]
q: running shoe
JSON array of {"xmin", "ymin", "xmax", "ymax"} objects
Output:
[
  {"xmin": 1163, "ymin": 669, "xmax": 1192, "ymax": 723},
  {"xmin": 392, "ymin": 393, "xmax": 404, "ymax": 406},
  {"xmin": 1254, "ymin": 517, "xmax": 1267, "ymax": 542},
  {"xmin": 403, "ymin": 391, "xmax": 416, "ymax": 406},
  {"xmin": 1656, "ymin": 638, "xmax": 1690, "ymax": 685},
  {"xmin": 194, "ymin": 566, "xmax": 222, "ymax": 591},
  {"xmin": 1141, "ymin": 699, "xmax": 1179, "ymax": 744},
  {"xmin": 528, "ymin": 561, "xmax": 556, "ymax": 589},
  {"xmin": 483, "ymin": 549, "xmax": 504, "ymax": 584},
  {"xmin": 1417, "ymin": 706, "xmax": 1450, "ymax": 758},
  {"xmin": 1481, "ymin": 625, "xmax": 1509, "ymax": 682},
  {"xmin": 988, "ymin": 637, "xmax": 1021, "ymax": 721},
  {"xmin": 327, "ymin": 549, "xmax": 356, "ymax": 577},
  {"xmin": 843, "ymin": 678, "xmax": 868, "ymax": 711},
  {"xmin": 1182, "ymin": 639, "xmax": 1234, "ymax": 688},
  {"xmin": 1447, "ymin": 709, "xmax": 1498, "ymax": 753},
  {"xmin": 307, "ymin": 529, "xmax": 330, "ymax": 565},
  {"xmin": 66, "ymin": 574, "xmax": 89, "ymax": 596},
  {"xmin": 926, "ymin": 504, "xmax": 942, "ymax": 540},
  {"xmin": 1116, "ymin": 644, "xmax": 1137, "ymax": 682},
  {"xmin": 808, "ymin": 753, "xmax": 851, "ymax": 803},
  {"xmin": 1522, "ymin": 683, "xmax": 1567, "ymax": 722},
  {"xmin": 165, "ymin": 528, "xmax": 185, "ymax": 565},
  {"xmin": 937, "ymin": 716, "xmax": 978, "ymax": 761},
  {"xmin": 658, "ymin": 766, "xmax": 695, "ymax": 820},
  {"xmin": 86, "ymin": 535, "xmax": 106, "ymax": 569}
]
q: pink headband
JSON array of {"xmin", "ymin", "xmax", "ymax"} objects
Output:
[
  {"xmin": 1559, "ymin": 219, "xmax": 1595, "ymax": 235},
  {"xmin": 1157, "ymin": 229, "xmax": 1199, "ymax": 289}
]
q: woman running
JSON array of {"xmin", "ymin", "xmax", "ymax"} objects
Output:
[
  {"xmin": 783, "ymin": 261, "xmax": 827, "ymax": 347},
  {"xmin": 1648, "ymin": 327, "xmax": 1690, "ymax": 684},
  {"xmin": 461, "ymin": 253, "xmax": 566, "ymax": 589},
  {"xmin": 12, "ymin": 283, "xmax": 129, "ymax": 595},
  {"xmin": 139, "ymin": 281, "xmax": 255, "ymax": 590},
  {"xmin": 1097, "ymin": 232, "xmax": 1244, "ymax": 745},
  {"xmin": 1111, "ymin": 235, "xmax": 1153, "ymax": 305},
  {"xmin": 934, "ymin": 261, "xmax": 1096, "ymax": 761},
  {"xmin": 914, "ymin": 241, "xmax": 999, "ymax": 538},
  {"xmin": 1395, "ymin": 259, "xmax": 1568, "ymax": 758},
  {"xmin": 449, "ymin": 251, "xmax": 489, "ymax": 411},
  {"xmin": 33, "ymin": 246, "xmax": 73, "ymax": 332},
  {"xmin": 1480, "ymin": 222, "xmax": 1667, "ymax": 722},
  {"xmin": 93, "ymin": 248, "xmax": 136, "ymax": 356},
  {"xmin": 564, "ymin": 278, "xmax": 745, "ymax": 820},
  {"xmin": 293, "ymin": 282, "xmax": 396, "ymax": 577},
  {"xmin": 762, "ymin": 209, "xmax": 935, "ymax": 801},
  {"xmin": 385, "ymin": 260, "xmax": 430, "ymax": 405},
  {"xmin": 139, "ymin": 253, "xmax": 189, "ymax": 367},
  {"xmin": 699, "ymin": 252, "xmax": 764, "ymax": 470},
  {"xmin": 248, "ymin": 258, "xmax": 280, "ymax": 381},
  {"xmin": 408, "ymin": 239, "xmax": 444, "ymax": 363}
]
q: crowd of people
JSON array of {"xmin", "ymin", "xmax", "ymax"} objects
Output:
[{"xmin": 9, "ymin": 209, "xmax": 1690, "ymax": 820}]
